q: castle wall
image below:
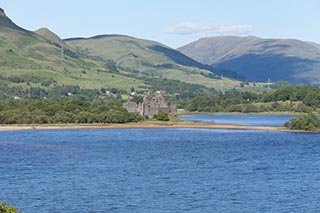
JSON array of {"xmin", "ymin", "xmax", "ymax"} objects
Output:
[{"xmin": 124, "ymin": 101, "xmax": 139, "ymax": 113}]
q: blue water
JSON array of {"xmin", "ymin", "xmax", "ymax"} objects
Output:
[
  {"xmin": 180, "ymin": 114, "xmax": 296, "ymax": 126},
  {"xmin": 1, "ymin": 129, "xmax": 320, "ymax": 212}
]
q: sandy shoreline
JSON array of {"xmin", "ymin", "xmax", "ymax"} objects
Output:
[{"xmin": 0, "ymin": 123, "xmax": 285, "ymax": 132}]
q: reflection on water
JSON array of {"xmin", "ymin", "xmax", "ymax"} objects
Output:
[{"xmin": 180, "ymin": 114, "xmax": 295, "ymax": 126}]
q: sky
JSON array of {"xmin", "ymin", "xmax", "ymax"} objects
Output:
[{"xmin": 1, "ymin": 0, "xmax": 319, "ymax": 48}]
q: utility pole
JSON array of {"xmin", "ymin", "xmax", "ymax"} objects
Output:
[
  {"xmin": 61, "ymin": 45, "xmax": 64, "ymax": 59},
  {"xmin": 267, "ymin": 78, "xmax": 270, "ymax": 89}
]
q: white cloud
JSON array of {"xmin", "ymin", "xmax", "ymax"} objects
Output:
[{"xmin": 167, "ymin": 22, "xmax": 253, "ymax": 36}]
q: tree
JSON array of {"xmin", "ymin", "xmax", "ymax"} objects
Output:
[
  {"xmin": 284, "ymin": 113, "xmax": 320, "ymax": 131},
  {"xmin": 303, "ymin": 92, "xmax": 320, "ymax": 108},
  {"xmin": 154, "ymin": 111, "xmax": 169, "ymax": 121},
  {"xmin": 0, "ymin": 202, "xmax": 22, "ymax": 213}
]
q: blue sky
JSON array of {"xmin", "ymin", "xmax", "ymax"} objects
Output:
[{"xmin": 1, "ymin": 0, "xmax": 319, "ymax": 47}]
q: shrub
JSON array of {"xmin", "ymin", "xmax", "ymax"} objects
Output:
[
  {"xmin": 284, "ymin": 113, "xmax": 320, "ymax": 131},
  {"xmin": 154, "ymin": 111, "xmax": 169, "ymax": 121},
  {"xmin": 0, "ymin": 202, "xmax": 22, "ymax": 213}
]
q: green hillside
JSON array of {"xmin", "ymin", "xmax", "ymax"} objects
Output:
[
  {"xmin": 34, "ymin": 27, "xmax": 72, "ymax": 49},
  {"xmin": 0, "ymin": 9, "xmax": 149, "ymax": 94},
  {"xmin": 178, "ymin": 36, "xmax": 320, "ymax": 84},
  {"xmin": 0, "ymin": 7, "xmax": 246, "ymax": 99},
  {"xmin": 65, "ymin": 35, "xmax": 242, "ymax": 88}
]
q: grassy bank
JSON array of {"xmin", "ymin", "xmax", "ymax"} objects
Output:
[{"xmin": 0, "ymin": 119, "xmax": 286, "ymax": 132}]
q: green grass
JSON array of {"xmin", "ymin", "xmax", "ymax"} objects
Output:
[
  {"xmin": 0, "ymin": 28, "xmax": 148, "ymax": 91},
  {"xmin": 65, "ymin": 35, "xmax": 241, "ymax": 89},
  {"xmin": 1, "ymin": 67, "xmax": 146, "ymax": 91}
]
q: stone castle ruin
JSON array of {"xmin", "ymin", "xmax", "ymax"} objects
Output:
[{"xmin": 124, "ymin": 92, "xmax": 177, "ymax": 118}]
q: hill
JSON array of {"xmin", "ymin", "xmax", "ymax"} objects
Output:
[
  {"xmin": 65, "ymin": 34, "xmax": 243, "ymax": 86},
  {"xmin": 0, "ymin": 8, "xmax": 145, "ymax": 93},
  {"xmin": 178, "ymin": 36, "xmax": 320, "ymax": 84},
  {"xmin": 307, "ymin": 41, "xmax": 320, "ymax": 49},
  {"xmin": 34, "ymin": 27, "xmax": 72, "ymax": 49},
  {"xmin": 0, "ymin": 7, "xmax": 245, "ymax": 99}
]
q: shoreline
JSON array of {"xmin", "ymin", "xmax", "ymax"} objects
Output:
[{"xmin": 0, "ymin": 122, "xmax": 291, "ymax": 132}]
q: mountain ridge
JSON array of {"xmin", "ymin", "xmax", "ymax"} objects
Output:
[
  {"xmin": 0, "ymin": 7, "xmax": 37, "ymax": 35},
  {"xmin": 65, "ymin": 34, "xmax": 244, "ymax": 84},
  {"xmin": 178, "ymin": 36, "xmax": 320, "ymax": 84},
  {"xmin": 307, "ymin": 41, "xmax": 320, "ymax": 49}
]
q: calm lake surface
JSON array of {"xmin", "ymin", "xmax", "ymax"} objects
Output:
[
  {"xmin": 180, "ymin": 114, "xmax": 296, "ymax": 126},
  {"xmin": 1, "ymin": 128, "xmax": 320, "ymax": 212}
]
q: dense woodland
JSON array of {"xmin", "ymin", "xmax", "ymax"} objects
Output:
[
  {"xmin": 185, "ymin": 86, "xmax": 320, "ymax": 113},
  {"xmin": 0, "ymin": 98, "xmax": 144, "ymax": 124}
]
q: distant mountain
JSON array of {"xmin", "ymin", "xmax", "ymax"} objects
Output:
[
  {"xmin": 65, "ymin": 34, "xmax": 209, "ymax": 69},
  {"xmin": 307, "ymin": 41, "xmax": 320, "ymax": 49},
  {"xmin": 178, "ymin": 36, "xmax": 320, "ymax": 84}
]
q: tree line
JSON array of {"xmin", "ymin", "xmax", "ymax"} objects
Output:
[
  {"xmin": 185, "ymin": 86, "xmax": 320, "ymax": 113},
  {"xmin": 0, "ymin": 83, "xmax": 125, "ymax": 100},
  {"xmin": 0, "ymin": 98, "xmax": 144, "ymax": 124},
  {"xmin": 0, "ymin": 74, "xmax": 215, "ymax": 101},
  {"xmin": 1, "ymin": 84, "xmax": 320, "ymax": 124}
]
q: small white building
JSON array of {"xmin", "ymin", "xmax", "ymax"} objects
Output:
[
  {"xmin": 130, "ymin": 91, "xmax": 136, "ymax": 96},
  {"xmin": 13, "ymin": 96, "xmax": 22, "ymax": 100}
]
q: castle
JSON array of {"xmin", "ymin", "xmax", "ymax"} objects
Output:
[{"xmin": 124, "ymin": 91, "xmax": 177, "ymax": 117}]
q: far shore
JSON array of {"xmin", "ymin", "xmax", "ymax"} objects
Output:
[
  {"xmin": 177, "ymin": 111, "xmax": 298, "ymax": 116},
  {"xmin": 0, "ymin": 122, "xmax": 303, "ymax": 133}
]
